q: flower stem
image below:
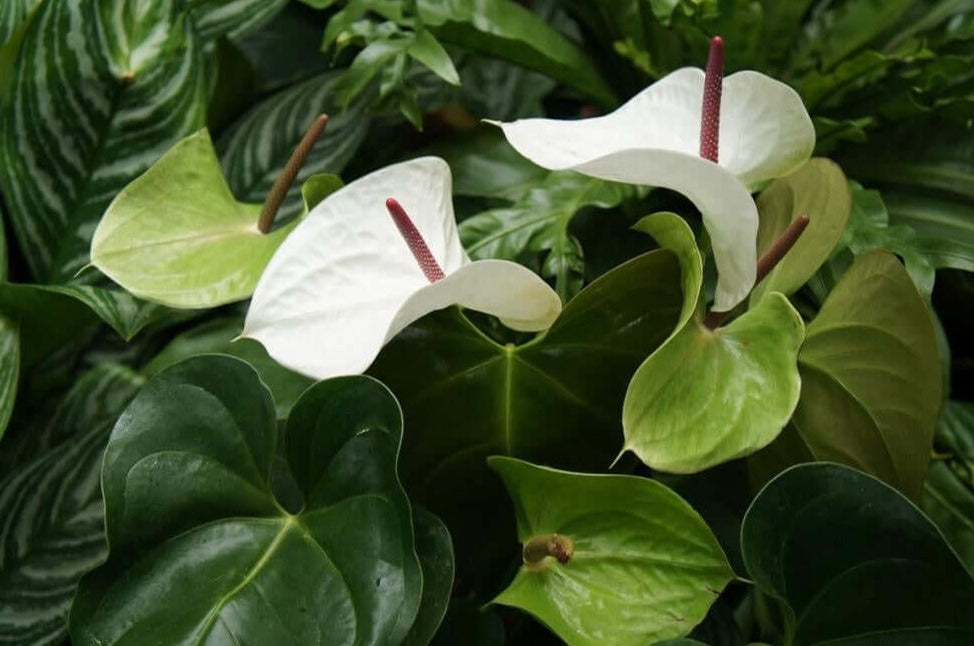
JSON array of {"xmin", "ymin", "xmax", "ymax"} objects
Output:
[
  {"xmin": 704, "ymin": 214, "xmax": 810, "ymax": 329},
  {"xmin": 523, "ymin": 533, "xmax": 575, "ymax": 569},
  {"xmin": 699, "ymin": 36, "xmax": 723, "ymax": 163},
  {"xmin": 258, "ymin": 114, "xmax": 329, "ymax": 234},
  {"xmin": 385, "ymin": 198, "xmax": 446, "ymax": 282}
]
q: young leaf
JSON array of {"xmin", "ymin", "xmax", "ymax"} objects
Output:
[
  {"xmin": 0, "ymin": 364, "xmax": 144, "ymax": 646},
  {"xmin": 489, "ymin": 457, "xmax": 733, "ymax": 646},
  {"xmin": 70, "ymin": 356, "xmax": 425, "ymax": 646},
  {"xmin": 742, "ymin": 463, "xmax": 974, "ymax": 644},
  {"xmin": 0, "ymin": 314, "xmax": 17, "ymax": 440},
  {"xmin": 0, "ymin": 0, "xmax": 208, "ymax": 282},
  {"xmin": 90, "ymin": 131, "xmax": 342, "ymax": 308},
  {"xmin": 794, "ymin": 250, "xmax": 942, "ymax": 500},
  {"xmin": 751, "ymin": 158, "xmax": 852, "ymax": 301}
]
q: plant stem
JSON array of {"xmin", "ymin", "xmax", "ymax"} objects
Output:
[
  {"xmin": 523, "ymin": 533, "xmax": 575, "ymax": 569},
  {"xmin": 704, "ymin": 214, "xmax": 810, "ymax": 329},
  {"xmin": 258, "ymin": 114, "xmax": 329, "ymax": 234}
]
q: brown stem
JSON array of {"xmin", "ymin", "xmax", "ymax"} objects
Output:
[
  {"xmin": 523, "ymin": 534, "xmax": 575, "ymax": 569},
  {"xmin": 704, "ymin": 214, "xmax": 810, "ymax": 329},
  {"xmin": 258, "ymin": 114, "xmax": 329, "ymax": 233}
]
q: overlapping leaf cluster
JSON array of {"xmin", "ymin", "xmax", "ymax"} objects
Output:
[{"xmin": 1, "ymin": 2, "xmax": 974, "ymax": 646}]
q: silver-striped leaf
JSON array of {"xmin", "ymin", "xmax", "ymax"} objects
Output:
[
  {"xmin": 218, "ymin": 71, "xmax": 370, "ymax": 225},
  {"xmin": 191, "ymin": 0, "xmax": 289, "ymax": 41},
  {"xmin": 0, "ymin": 315, "xmax": 17, "ymax": 441},
  {"xmin": 0, "ymin": 0, "xmax": 208, "ymax": 282},
  {"xmin": 0, "ymin": 363, "xmax": 144, "ymax": 646},
  {"xmin": 0, "ymin": 0, "xmax": 39, "ymax": 46}
]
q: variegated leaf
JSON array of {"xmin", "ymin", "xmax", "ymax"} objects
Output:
[
  {"xmin": 190, "ymin": 0, "xmax": 289, "ymax": 40},
  {"xmin": 0, "ymin": 315, "xmax": 17, "ymax": 441}
]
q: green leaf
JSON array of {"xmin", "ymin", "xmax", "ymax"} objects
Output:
[
  {"xmin": 405, "ymin": 508, "xmax": 455, "ymax": 646},
  {"xmin": 0, "ymin": 0, "xmax": 208, "ymax": 282},
  {"xmin": 794, "ymin": 250, "xmax": 942, "ymax": 500},
  {"xmin": 0, "ymin": 283, "xmax": 165, "ymax": 364},
  {"xmin": 89, "ymin": 131, "xmax": 341, "ymax": 308},
  {"xmin": 0, "ymin": 314, "xmax": 17, "ymax": 440},
  {"xmin": 369, "ymin": 246, "xmax": 684, "ymax": 578},
  {"xmin": 0, "ymin": 0, "xmax": 38, "ymax": 46},
  {"xmin": 190, "ymin": 0, "xmax": 289, "ymax": 41},
  {"xmin": 70, "ymin": 356, "xmax": 424, "ymax": 646},
  {"xmin": 923, "ymin": 401, "xmax": 974, "ymax": 573},
  {"xmin": 489, "ymin": 457, "xmax": 733, "ymax": 646},
  {"xmin": 408, "ymin": 29, "xmax": 461, "ymax": 85},
  {"xmin": 459, "ymin": 171, "xmax": 641, "ymax": 301},
  {"xmin": 751, "ymin": 159, "xmax": 852, "ymax": 302},
  {"xmin": 742, "ymin": 463, "xmax": 974, "ymax": 645},
  {"xmin": 0, "ymin": 364, "xmax": 144, "ymax": 646},
  {"xmin": 219, "ymin": 71, "xmax": 370, "ymax": 224},
  {"xmin": 142, "ymin": 317, "xmax": 314, "ymax": 421},
  {"xmin": 623, "ymin": 293, "xmax": 804, "ymax": 473}
]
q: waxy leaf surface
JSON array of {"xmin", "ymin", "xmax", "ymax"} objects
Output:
[
  {"xmin": 70, "ymin": 356, "xmax": 425, "ymax": 646},
  {"xmin": 742, "ymin": 463, "xmax": 974, "ymax": 645},
  {"xmin": 490, "ymin": 457, "xmax": 733, "ymax": 646}
]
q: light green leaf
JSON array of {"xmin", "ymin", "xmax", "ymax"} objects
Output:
[
  {"xmin": 623, "ymin": 293, "xmax": 804, "ymax": 474},
  {"xmin": 90, "ymin": 131, "xmax": 341, "ymax": 308},
  {"xmin": 923, "ymin": 401, "xmax": 974, "ymax": 573},
  {"xmin": 742, "ymin": 463, "xmax": 974, "ymax": 645},
  {"xmin": 219, "ymin": 71, "xmax": 370, "ymax": 223},
  {"xmin": 190, "ymin": 0, "xmax": 289, "ymax": 41},
  {"xmin": 408, "ymin": 29, "xmax": 460, "ymax": 85},
  {"xmin": 632, "ymin": 212, "xmax": 703, "ymax": 333},
  {"xmin": 795, "ymin": 250, "xmax": 942, "ymax": 500},
  {"xmin": 0, "ymin": 364, "xmax": 144, "ymax": 646},
  {"xmin": 0, "ymin": 314, "xmax": 17, "ymax": 440},
  {"xmin": 751, "ymin": 158, "xmax": 852, "ymax": 301},
  {"xmin": 70, "ymin": 356, "xmax": 424, "ymax": 645},
  {"xmin": 459, "ymin": 171, "xmax": 641, "ymax": 301},
  {"xmin": 489, "ymin": 457, "xmax": 733, "ymax": 646},
  {"xmin": 405, "ymin": 508, "xmax": 455, "ymax": 646},
  {"xmin": 0, "ymin": 0, "xmax": 208, "ymax": 282}
]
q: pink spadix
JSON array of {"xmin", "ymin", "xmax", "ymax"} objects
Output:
[
  {"xmin": 385, "ymin": 197, "xmax": 446, "ymax": 282},
  {"xmin": 699, "ymin": 36, "xmax": 723, "ymax": 163}
]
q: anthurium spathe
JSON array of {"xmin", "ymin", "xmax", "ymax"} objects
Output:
[
  {"xmin": 491, "ymin": 38, "xmax": 815, "ymax": 311},
  {"xmin": 243, "ymin": 157, "xmax": 562, "ymax": 379}
]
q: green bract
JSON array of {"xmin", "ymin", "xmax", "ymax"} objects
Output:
[
  {"xmin": 742, "ymin": 463, "xmax": 974, "ymax": 644},
  {"xmin": 70, "ymin": 356, "xmax": 439, "ymax": 646},
  {"xmin": 489, "ymin": 457, "xmax": 734, "ymax": 646},
  {"xmin": 89, "ymin": 130, "xmax": 342, "ymax": 308},
  {"xmin": 623, "ymin": 213, "xmax": 805, "ymax": 473}
]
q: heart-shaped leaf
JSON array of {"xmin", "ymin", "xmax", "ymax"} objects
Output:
[
  {"xmin": 405, "ymin": 508, "xmax": 455, "ymax": 646},
  {"xmin": 489, "ymin": 457, "xmax": 733, "ymax": 646},
  {"xmin": 793, "ymin": 250, "xmax": 942, "ymax": 499},
  {"xmin": 0, "ymin": 364, "xmax": 144, "ymax": 646},
  {"xmin": 70, "ymin": 355, "xmax": 425, "ymax": 646},
  {"xmin": 751, "ymin": 158, "xmax": 851, "ymax": 301},
  {"xmin": 742, "ymin": 463, "xmax": 974, "ymax": 644},
  {"xmin": 0, "ymin": 0, "xmax": 208, "ymax": 282},
  {"xmin": 0, "ymin": 314, "xmax": 18, "ymax": 440},
  {"xmin": 622, "ymin": 214, "xmax": 804, "ymax": 474},
  {"xmin": 89, "ymin": 130, "xmax": 342, "ymax": 308},
  {"xmin": 923, "ymin": 401, "xmax": 974, "ymax": 572},
  {"xmin": 369, "ymin": 243, "xmax": 685, "ymax": 577}
]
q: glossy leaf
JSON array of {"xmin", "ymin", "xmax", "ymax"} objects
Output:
[
  {"xmin": 794, "ymin": 251, "xmax": 942, "ymax": 499},
  {"xmin": 369, "ymin": 246, "xmax": 684, "ymax": 576},
  {"xmin": 923, "ymin": 401, "xmax": 974, "ymax": 573},
  {"xmin": 0, "ymin": 314, "xmax": 17, "ymax": 440},
  {"xmin": 751, "ymin": 158, "xmax": 851, "ymax": 301},
  {"xmin": 742, "ymin": 463, "xmax": 974, "ymax": 645},
  {"xmin": 405, "ymin": 508, "xmax": 455, "ymax": 646},
  {"xmin": 219, "ymin": 71, "xmax": 370, "ymax": 224},
  {"xmin": 70, "ymin": 356, "xmax": 424, "ymax": 646},
  {"xmin": 0, "ymin": 0, "xmax": 208, "ymax": 282},
  {"xmin": 459, "ymin": 171, "xmax": 641, "ymax": 300},
  {"xmin": 490, "ymin": 457, "xmax": 733, "ymax": 646},
  {"xmin": 90, "ymin": 131, "xmax": 342, "ymax": 308},
  {"xmin": 0, "ymin": 364, "xmax": 144, "ymax": 646}
]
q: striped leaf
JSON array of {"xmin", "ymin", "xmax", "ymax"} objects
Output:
[
  {"xmin": 0, "ymin": 0, "xmax": 39, "ymax": 46},
  {"xmin": 190, "ymin": 0, "xmax": 289, "ymax": 40},
  {"xmin": 0, "ymin": 315, "xmax": 17, "ymax": 441},
  {"xmin": 0, "ymin": 0, "xmax": 208, "ymax": 283},
  {"xmin": 219, "ymin": 71, "xmax": 370, "ymax": 224},
  {"xmin": 0, "ymin": 363, "xmax": 144, "ymax": 646}
]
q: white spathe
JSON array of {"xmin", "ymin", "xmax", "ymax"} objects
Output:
[
  {"xmin": 492, "ymin": 68, "xmax": 815, "ymax": 311},
  {"xmin": 243, "ymin": 157, "xmax": 562, "ymax": 379}
]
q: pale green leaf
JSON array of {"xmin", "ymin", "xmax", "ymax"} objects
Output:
[{"xmin": 489, "ymin": 457, "xmax": 733, "ymax": 646}]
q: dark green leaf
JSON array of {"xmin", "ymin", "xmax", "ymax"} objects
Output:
[
  {"xmin": 70, "ymin": 356, "xmax": 423, "ymax": 645},
  {"xmin": 405, "ymin": 508, "xmax": 455, "ymax": 646},
  {"xmin": 742, "ymin": 462, "xmax": 974, "ymax": 645},
  {"xmin": 0, "ymin": 314, "xmax": 17, "ymax": 440},
  {"xmin": 190, "ymin": 0, "xmax": 288, "ymax": 41}
]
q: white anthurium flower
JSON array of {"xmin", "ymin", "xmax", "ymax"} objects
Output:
[
  {"xmin": 490, "ymin": 37, "xmax": 815, "ymax": 311},
  {"xmin": 243, "ymin": 156, "xmax": 562, "ymax": 379}
]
